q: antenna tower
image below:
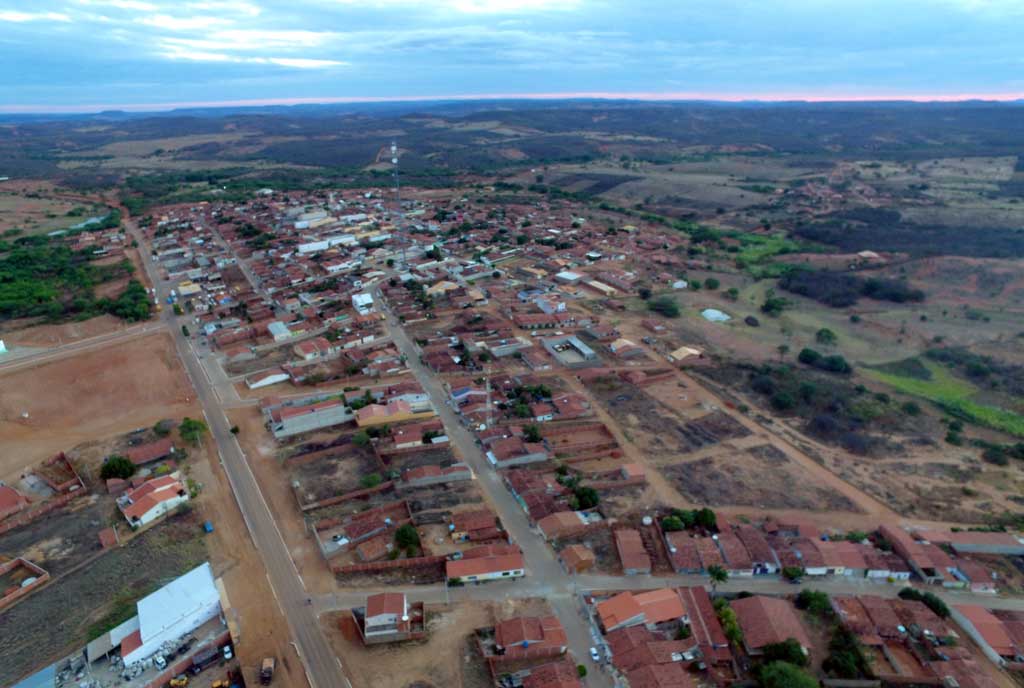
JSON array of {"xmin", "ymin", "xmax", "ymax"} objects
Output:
[{"xmin": 390, "ymin": 141, "xmax": 407, "ymax": 268}]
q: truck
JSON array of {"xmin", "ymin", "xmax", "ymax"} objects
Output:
[
  {"xmin": 189, "ymin": 644, "xmax": 219, "ymax": 675},
  {"xmin": 260, "ymin": 657, "xmax": 276, "ymax": 685}
]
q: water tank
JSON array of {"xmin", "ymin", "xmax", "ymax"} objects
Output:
[
  {"xmin": 20, "ymin": 577, "xmax": 38, "ymax": 588},
  {"xmin": 641, "ymin": 516, "xmax": 653, "ymax": 526}
]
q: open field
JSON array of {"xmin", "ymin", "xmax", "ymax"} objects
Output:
[
  {"xmin": 0, "ymin": 332, "xmax": 197, "ymax": 483},
  {"xmin": 0, "ymin": 496, "xmax": 113, "ymax": 578}
]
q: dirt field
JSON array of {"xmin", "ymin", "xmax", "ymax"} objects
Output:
[
  {"xmin": 0, "ymin": 183, "xmax": 106, "ymax": 236},
  {"xmin": 0, "ymin": 510, "xmax": 207, "ymax": 687},
  {"xmin": 0, "ymin": 495, "xmax": 113, "ymax": 577},
  {"xmin": 0, "ymin": 332, "xmax": 197, "ymax": 483}
]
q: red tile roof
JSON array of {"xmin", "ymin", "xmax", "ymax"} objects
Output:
[{"xmin": 731, "ymin": 596, "xmax": 811, "ymax": 651}]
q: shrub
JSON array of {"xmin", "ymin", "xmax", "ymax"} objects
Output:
[
  {"xmin": 798, "ymin": 348, "xmax": 822, "ymax": 366},
  {"xmin": 744, "ymin": 315, "xmax": 760, "ymax": 327},
  {"xmin": 179, "ymin": 417, "xmax": 208, "ymax": 446},
  {"xmin": 648, "ymin": 296, "xmax": 680, "ymax": 318},
  {"xmin": 395, "ymin": 524, "xmax": 420, "ymax": 549},
  {"xmin": 705, "ymin": 278, "xmax": 720, "ymax": 290},
  {"xmin": 662, "ymin": 516, "xmax": 685, "ymax": 532},
  {"xmin": 759, "ymin": 662, "xmax": 818, "ymax": 688},
  {"xmin": 100, "ymin": 455, "xmax": 135, "ymax": 481},
  {"xmin": 352, "ymin": 430, "xmax": 371, "ymax": 447},
  {"xmin": 360, "ymin": 473, "xmax": 383, "ymax": 489},
  {"xmin": 763, "ymin": 638, "xmax": 809, "ymax": 667},
  {"xmin": 795, "ymin": 589, "xmax": 832, "ymax": 618}
]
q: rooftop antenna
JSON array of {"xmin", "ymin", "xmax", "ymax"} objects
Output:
[{"xmin": 391, "ymin": 141, "xmax": 407, "ymax": 269}]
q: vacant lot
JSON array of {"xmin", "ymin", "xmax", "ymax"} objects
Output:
[
  {"xmin": 665, "ymin": 443, "xmax": 860, "ymax": 512},
  {"xmin": 0, "ymin": 495, "xmax": 113, "ymax": 578},
  {"xmin": 0, "ymin": 510, "xmax": 207, "ymax": 687},
  {"xmin": 0, "ymin": 332, "xmax": 197, "ymax": 482}
]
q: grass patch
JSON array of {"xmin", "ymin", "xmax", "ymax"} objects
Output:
[
  {"xmin": 866, "ymin": 358, "xmax": 1024, "ymax": 437},
  {"xmin": 735, "ymin": 233, "xmax": 802, "ymax": 270},
  {"xmin": 85, "ymin": 586, "xmax": 154, "ymax": 639}
]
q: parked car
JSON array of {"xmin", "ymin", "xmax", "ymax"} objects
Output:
[{"xmin": 590, "ymin": 647, "xmax": 601, "ymax": 662}]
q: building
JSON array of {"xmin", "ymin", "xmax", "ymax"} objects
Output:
[
  {"xmin": 952, "ymin": 605, "xmax": 1024, "ymax": 666},
  {"xmin": 116, "ymin": 562, "xmax": 224, "ymax": 666},
  {"xmin": 262, "ymin": 394, "xmax": 355, "ymax": 439},
  {"xmin": 542, "ymin": 335, "xmax": 600, "ymax": 369},
  {"xmin": 485, "ymin": 436, "xmax": 549, "ymax": 468},
  {"xmin": 355, "ymin": 399, "xmax": 435, "ymax": 427},
  {"xmin": 494, "ymin": 615, "xmax": 568, "ymax": 657},
  {"xmin": 730, "ymin": 595, "xmax": 811, "ymax": 657},
  {"xmin": 445, "ymin": 543, "xmax": 525, "ymax": 583},
  {"xmin": 123, "ymin": 437, "xmax": 176, "ymax": 467},
  {"xmin": 353, "ymin": 592, "xmax": 426, "ymax": 645},
  {"xmin": 118, "ymin": 475, "xmax": 189, "ymax": 528},
  {"xmin": 615, "ymin": 529, "xmax": 652, "ymax": 575},
  {"xmin": 597, "ymin": 591, "xmax": 645, "ymax": 632},
  {"xmin": 0, "ymin": 484, "xmax": 30, "ymax": 521},
  {"xmin": 352, "ymin": 292, "xmax": 375, "ymax": 315},
  {"xmin": 560, "ymin": 544, "xmax": 596, "ymax": 573}
]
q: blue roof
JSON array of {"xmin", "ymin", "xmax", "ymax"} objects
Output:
[{"xmin": 12, "ymin": 664, "xmax": 55, "ymax": 688}]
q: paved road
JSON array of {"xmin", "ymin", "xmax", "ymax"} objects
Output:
[
  {"xmin": 378, "ymin": 298, "xmax": 613, "ymax": 687},
  {"xmin": 129, "ymin": 222, "xmax": 348, "ymax": 688},
  {"xmin": 0, "ymin": 321, "xmax": 166, "ymax": 372}
]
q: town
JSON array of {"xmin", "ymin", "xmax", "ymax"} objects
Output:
[{"xmin": 2, "ymin": 164, "xmax": 1023, "ymax": 688}]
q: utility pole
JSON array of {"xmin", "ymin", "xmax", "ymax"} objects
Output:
[
  {"xmin": 485, "ymin": 364, "xmax": 493, "ymax": 429},
  {"xmin": 391, "ymin": 141, "xmax": 407, "ymax": 270}
]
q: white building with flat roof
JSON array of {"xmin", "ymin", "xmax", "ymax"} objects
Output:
[{"xmin": 352, "ymin": 292, "xmax": 375, "ymax": 315}]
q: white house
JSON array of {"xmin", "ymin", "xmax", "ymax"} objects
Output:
[
  {"xmin": 352, "ymin": 293, "xmax": 375, "ymax": 315},
  {"xmin": 118, "ymin": 475, "xmax": 189, "ymax": 528}
]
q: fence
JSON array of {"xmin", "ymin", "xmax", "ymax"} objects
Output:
[{"xmin": 331, "ymin": 554, "xmax": 446, "ymax": 576}]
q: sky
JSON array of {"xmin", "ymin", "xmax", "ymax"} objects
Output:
[{"xmin": 1, "ymin": 0, "xmax": 1023, "ymax": 112}]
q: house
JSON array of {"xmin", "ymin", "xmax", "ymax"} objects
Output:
[
  {"xmin": 352, "ymin": 292, "xmax": 375, "ymax": 315},
  {"xmin": 597, "ymin": 592, "xmax": 645, "ymax": 632},
  {"xmin": 450, "ymin": 509, "xmax": 501, "ymax": 542},
  {"xmin": 485, "ymin": 437, "xmax": 548, "ymax": 468},
  {"xmin": 560, "ymin": 544, "xmax": 595, "ymax": 573},
  {"xmin": 124, "ymin": 437, "xmax": 176, "ymax": 467},
  {"xmin": 624, "ymin": 663, "xmax": 695, "ymax": 688},
  {"xmin": 353, "ymin": 593, "xmax": 426, "ymax": 645},
  {"xmin": 494, "ymin": 615, "xmax": 567, "ymax": 657},
  {"xmin": 246, "ymin": 368, "xmax": 290, "ymax": 390},
  {"xmin": 445, "ymin": 543, "xmax": 525, "ymax": 583},
  {"xmin": 537, "ymin": 511, "xmax": 588, "ymax": 540},
  {"xmin": 615, "ymin": 529, "xmax": 652, "ymax": 575},
  {"xmin": 521, "ymin": 659, "xmax": 583, "ymax": 688},
  {"xmin": 0, "ymin": 485, "xmax": 30, "ymax": 521},
  {"xmin": 118, "ymin": 475, "xmax": 189, "ymax": 528},
  {"xmin": 730, "ymin": 595, "xmax": 811, "ymax": 657}
]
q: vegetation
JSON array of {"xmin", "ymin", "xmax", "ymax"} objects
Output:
[
  {"xmin": 663, "ymin": 507, "xmax": 717, "ymax": 532},
  {"xmin": 898, "ymin": 587, "xmax": 950, "ymax": 618},
  {"xmin": 100, "ymin": 455, "xmax": 136, "ymax": 481},
  {"xmin": 780, "ymin": 268, "xmax": 924, "ymax": 307},
  {"xmin": 762, "ymin": 639, "xmax": 809, "ymax": 667},
  {"xmin": 713, "ymin": 598, "xmax": 744, "ymax": 646},
  {"xmin": 707, "ymin": 564, "xmax": 728, "ymax": 592},
  {"xmin": 795, "ymin": 589, "xmax": 833, "ymax": 619},
  {"xmin": 823, "ymin": 626, "xmax": 870, "ymax": 679},
  {"xmin": 866, "ymin": 358, "xmax": 1024, "ymax": 437},
  {"xmin": 360, "ymin": 473, "xmax": 383, "ymax": 489},
  {"xmin": 0, "ymin": 244, "xmax": 140, "ymax": 322},
  {"xmin": 758, "ymin": 661, "xmax": 818, "ymax": 688},
  {"xmin": 797, "ymin": 347, "xmax": 852, "ymax": 374},
  {"xmin": 523, "ymin": 424, "xmax": 543, "ymax": 443},
  {"xmin": 352, "ymin": 430, "xmax": 371, "ymax": 447},
  {"xmin": 782, "ymin": 566, "xmax": 805, "ymax": 581},
  {"xmin": 178, "ymin": 417, "xmax": 208, "ymax": 446},
  {"xmin": 395, "ymin": 524, "xmax": 420, "ymax": 550},
  {"xmin": 648, "ymin": 295, "xmax": 680, "ymax": 318}
]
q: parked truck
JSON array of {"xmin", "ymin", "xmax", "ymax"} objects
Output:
[
  {"xmin": 260, "ymin": 657, "xmax": 276, "ymax": 685},
  {"xmin": 189, "ymin": 644, "xmax": 219, "ymax": 675}
]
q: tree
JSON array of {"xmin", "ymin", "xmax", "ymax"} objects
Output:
[
  {"xmin": 823, "ymin": 626, "xmax": 869, "ymax": 679},
  {"xmin": 352, "ymin": 430, "xmax": 371, "ymax": 447},
  {"xmin": 395, "ymin": 524, "xmax": 420, "ymax": 549},
  {"xmin": 574, "ymin": 486, "xmax": 600, "ymax": 510},
  {"xmin": 360, "ymin": 473, "xmax": 383, "ymax": 489},
  {"xmin": 816, "ymin": 328, "xmax": 837, "ymax": 346},
  {"xmin": 777, "ymin": 344, "xmax": 789, "ymax": 361},
  {"xmin": 695, "ymin": 507, "xmax": 717, "ymax": 531},
  {"xmin": 576, "ymin": 665, "xmax": 587, "ymax": 678},
  {"xmin": 179, "ymin": 417, "xmax": 208, "ymax": 446},
  {"xmin": 705, "ymin": 277, "xmax": 720, "ymax": 290},
  {"xmin": 761, "ymin": 294, "xmax": 790, "ymax": 317},
  {"xmin": 662, "ymin": 515, "xmax": 685, "ymax": 532},
  {"xmin": 707, "ymin": 564, "xmax": 728, "ymax": 592},
  {"xmin": 795, "ymin": 589, "xmax": 832, "ymax": 618},
  {"xmin": 782, "ymin": 566, "xmax": 805, "ymax": 581},
  {"xmin": 523, "ymin": 424, "xmax": 542, "ymax": 443},
  {"xmin": 100, "ymin": 455, "xmax": 135, "ymax": 481},
  {"xmin": 759, "ymin": 661, "xmax": 818, "ymax": 688},
  {"xmin": 648, "ymin": 296, "xmax": 680, "ymax": 318},
  {"xmin": 229, "ymin": 425, "xmax": 240, "ymax": 435},
  {"xmin": 798, "ymin": 348, "xmax": 822, "ymax": 365},
  {"xmin": 763, "ymin": 639, "xmax": 809, "ymax": 667},
  {"xmin": 514, "ymin": 402, "xmax": 531, "ymax": 418}
]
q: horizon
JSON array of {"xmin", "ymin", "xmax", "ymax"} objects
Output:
[
  {"xmin": 3, "ymin": 1, "xmax": 1024, "ymax": 113},
  {"xmin": 4, "ymin": 91, "xmax": 1024, "ymax": 116}
]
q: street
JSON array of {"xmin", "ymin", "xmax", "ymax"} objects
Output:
[{"xmin": 128, "ymin": 221, "xmax": 349, "ymax": 688}]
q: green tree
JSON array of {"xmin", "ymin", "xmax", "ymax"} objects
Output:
[
  {"xmin": 707, "ymin": 564, "xmax": 728, "ymax": 592},
  {"xmin": 179, "ymin": 417, "xmax": 208, "ymax": 446},
  {"xmin": 705, "ymin": 277, "xmax": 720, "ymax": 290},
  {"xmin": 523, "ymin": 424, "xmax": 542, "ymax": 443},
  {"xmin": 352, "ymin": 430, "xmax": 371, "ymax": 447},
  {"xmin": 795, "ymin": 589, "xmax": 832, "ymax": 618},
  {"xmin": 662, "ymin": 515, "xmax": 685, "ymax": 532},
  {"xmin": 815, "ymin": 328, "xmax": 837, "ymax": 346},
  {"xmin": 695, "ymin": 507, "xmax": 717, "ymax": 531},
  {"xmin": 100, "ymin": 455, "xmax": 136, "ymax": 481},
  {"xmin": 574, "ymin": 486, "xmax": 600, "ymax": 510},
  {"xmin": 782, "ymin": 566, "xmax": 805, "ymax": 581},
  {"xmin": 759, "ymin": 661, "xmax": 819, "ymax": 688},
  {"xmin": 395, "ymin": 524, "xmax": 420, "ymax": 549},
  {"xmin": 648, "ymin": 296, "xmax": 680, "ymax": 318},
  {"xmin": 763, "ymin": 639, "xmax": 809, "ymax": 667},
  {"xmin": 360, "ymin": 473, "xmax": 383, "ymax": 489}
]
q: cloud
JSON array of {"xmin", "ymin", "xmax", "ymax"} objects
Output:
[
  {"xmin": 0, "ymin": 10, "xmax": 71, "ymax": 22},
  {"xmin": 159, "ymin": 45, "xmax": 345, "ymax": 68},
  {"xmin": 73, "ymin": 0, "xmax": 159, "ymax": 10},
  {"xmin": 137, "ymin": 14, "xmax": 233, "ymax": 30}
]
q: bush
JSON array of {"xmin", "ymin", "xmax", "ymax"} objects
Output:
[
  {"xmin": 744, "ymin": 315, "xmax": 760, "ymax": 327},
  {"xmin": 898, "ymin": 587, "xmax": 950, "ymax": 618},
  {"xmin": 798, "ymin": 348, "xmax": 822, "ymax": 366},
  {"xmin": 395, "ymin": 524, "xmax": 420, "ymax": 549},
  {"xmin": 759, "ymin": 661, "xmax": 818, "ymax": 688},
  {"xmin": 574, "ymin": 486, "xmax": 600, "ymax": 510},
  {"xmin": 523, "ymin": 424, "xmax": 542, "ymax": 443},
  {"xmin": 795, "ymin": 589, "xmax": 832, "ymax": 618},
  {"xmin": 823, "ymin": 626, "xmax": 870, "ymax": 679},
  {"xmin": 577, "ymin": 665, "xmax": 587, "ymax": 678},
  {"xmin": 763, "ymin": 639, "xmax": 809, "ymax": 667},
  {"xmin": 179, "ymin": 417, "xmax": 208, "ymax": 445},
  {"xmin": 352, "ymin": 430, "xmax": 371, "ymax": 447},
  {"xmin": 705, "ymin": 277, "xmax": 720, "ymax": 290},
  {"xmin": 648, "ymin": 296, "xmax": 680, "ymax": 318},
  {"xmin": 229, "ymin": 425, "xmax": 239, "ymax": 434},
  {"xmin": 100, "ymin": 455, "xmax": 135, "ymax": 481},
  {"xmin": 662, "ymin": 515, "xmax": 685, "ymax": 532},
  {"xmin": 360, "ymin": 473, "xmax": 383, "ymax": 489},
  {"xmin": 815, "ymin": 328, "xmax": 837, "ymax": 346},
  {"xmin": 782, "ymin": 566, "xmax": 805, "ymax": 581}
]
